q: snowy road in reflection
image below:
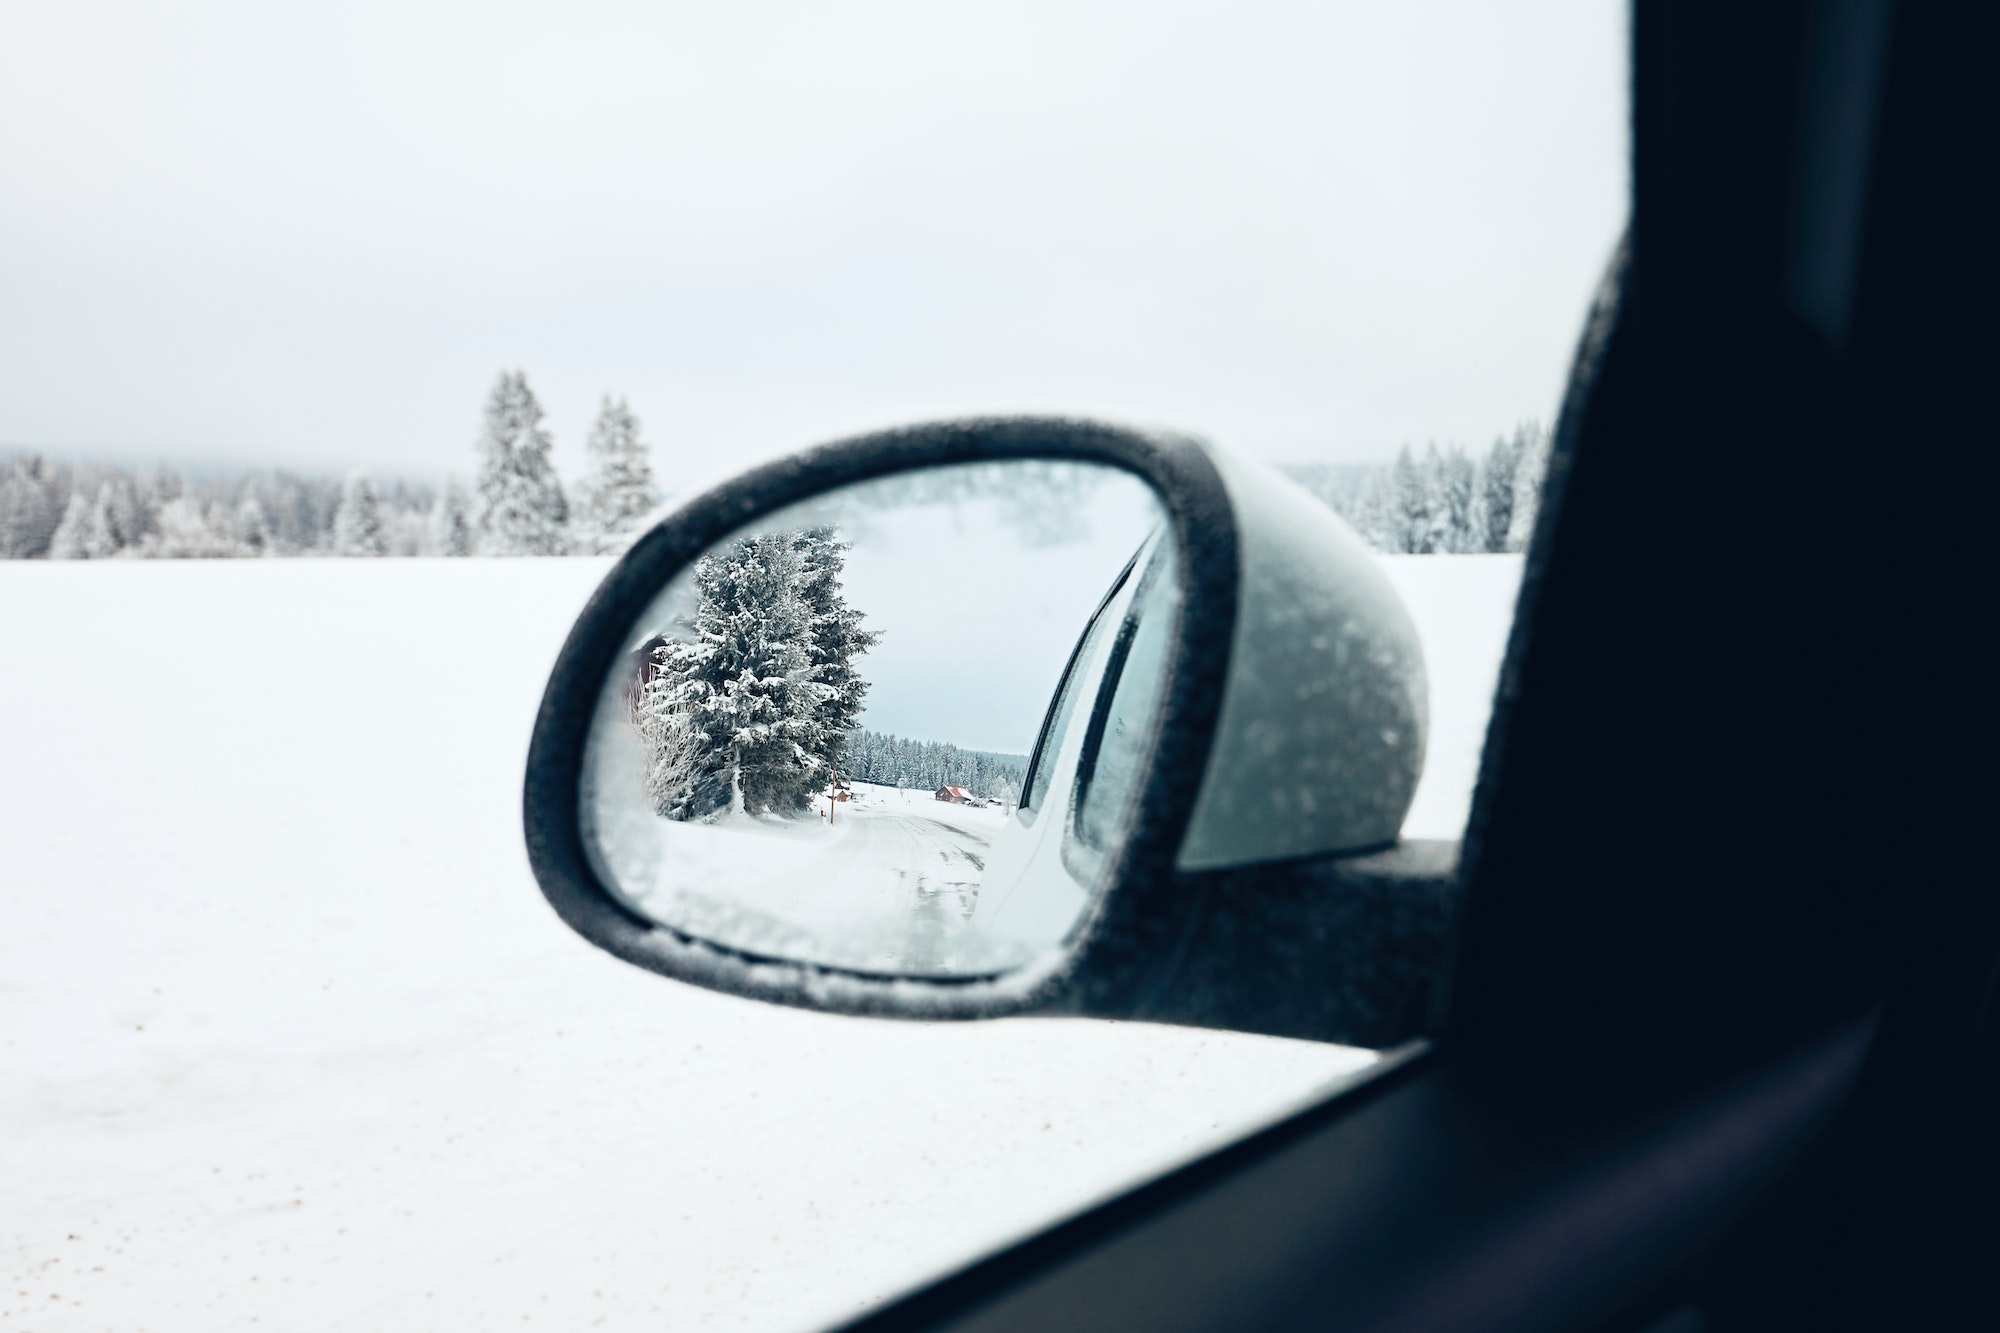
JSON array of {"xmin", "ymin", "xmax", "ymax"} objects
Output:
[{"xmin": 643, "ymin": 786, "xmax": 1008, "ymax": 973}]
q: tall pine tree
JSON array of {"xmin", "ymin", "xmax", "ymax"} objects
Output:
[
  {"xmin": 1389, "ymin": 445, "xmax": 1432, "ymax": 553},
  {"xmin": 638, "ymin": 527, "xmax": 877, "ymax": 821},
  {"xmin": 572, "ymin": 395, "xmax": 660, "ymax": 554},
  {"xmin": 791, "ymin": 527, "xmax": 880, "ymax": 785},
  {"xmin": 47, "ymin": 490, "xmax": 91, "ymax": 559},
  {"xmin": 1469, "ymin": 431, "xmax": 1523, "ymax": 553},
  {"xmin": 427, "ymin": 478, "xmax": 474, "ymax": 556},
  {"xmin": 474, "ymin": 371, "xmax": 569, "ymax": 555},
  {"xmin": 640, "ymin": 533, "xmax": 819, "ymax": 819},
  {"xmin": 233, "ymin": 493, "xmax": 273, "ymax": 557},
  {"xmin": 84, "ymin": 479, "xmax": 139, "ymax": 558},
  {"xmin": 332, "ymin": 474, "xmax": 388, "ymax": 556},
  {"xmin": 0, "ymin": 456, "xmax": 58, "ymax": 558},
  {"xmin": 1506, "ymin": 421, "xmax": 1551, "ymax": 552},
  {"xmin": 1425, "ymin": 445, "xmax": 1478, "ymax": 553}
]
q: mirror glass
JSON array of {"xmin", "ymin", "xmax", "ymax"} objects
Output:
[{"xmin": 578, "ymin": 460, "xmax": 1177, "ymax": 978}]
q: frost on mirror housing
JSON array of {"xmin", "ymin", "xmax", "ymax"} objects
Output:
[
  {"xmin": 527, "ymin": 418, "xmax": 1449, "ymax": 1049},
  {"xmin": 576, "ymin": 460, "xmax": 1171, "ymax": 978}
]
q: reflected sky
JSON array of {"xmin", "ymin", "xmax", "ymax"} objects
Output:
[{"xmin": 619, "ymin": 462, "xmax": 1162, "ymax": 754}]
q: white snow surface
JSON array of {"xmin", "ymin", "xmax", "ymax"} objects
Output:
[
  {"xmin": 1, "ymin": 553, "xmax": 1519, "ymax": 1331},
  {"xmin": 593, "ymin": 782, "xmax": 1023, "ymax": 976}
]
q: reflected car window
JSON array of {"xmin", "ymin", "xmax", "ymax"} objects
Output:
[
  {"xmin": 1072, "ymin": 539, "xmax": 1182, "ymax": 859},
  {"xmin": 1019, "ymin": 555, "xmax": 1138, "ymax": 818}
]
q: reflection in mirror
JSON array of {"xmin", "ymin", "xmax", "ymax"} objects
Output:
[{"xmin": 579, "ymin": 461, "xmax": 1176, "ymax": 978}]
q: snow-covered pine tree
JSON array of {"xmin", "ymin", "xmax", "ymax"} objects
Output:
[
  {"xmin": 474, "ymin": 371, "xmax": 569, "ymax": 556},
  {"xmin": 1351, "ymin": 463, "xmax": 1400, "ymax": 552},
  {"xmin": 379, "ymin": 481, "xmax": 430, "ymax": 556},
  {"xmin": 1469, "ymin": 431, "xmax": 1523, "ymax": 553},
  {"xmin": 233, "ymin": 493, "xmax": 273, "ymax": 556},
  {"xmin": 1387, "ymin": 445, "xmax": 1432, "ymax": 554},
  {"xmin": 84, "ymin": 479, "xmax": 139, "ymax": 558},
  {"xmin": 1505, "ymin": 421, "xmax": 1551, "ymax": 552},
  {"xmin": 640, "ymin": 702, "xmax": 709, "ymax": 822},
  {"xmin": 1425, "ymin": 445, "xmax": 1478, "ymax": 553},
  {"xmin": 149, "ymin": 464, "xmax": 183, "ymax": 505},
  {"xmin": 638, "ymin": 533, "xmax": 820, "ymax": 819},
  {"xmin": 572, "ymin": 395, "xmax": 660, "ymax": 555},
  {"xmin": 262, "ymin": 473, "xmax": 320, "ymax": 554},
  {"xmin": 332, "ymin": 474, "xmax": 388, "ymax": 556},
  {"xmin": 146, "ymin": 495, "xmax": 232, "ymax": 557},
  {"xmin": 638, "ymin": 527, "xmax": 879, "ymax": 820},
  {"xmin": 790, "ymin": 527, "xmax": 880, "ymax": 788},
  {"xmin": 427, "ymin": 478, "xmax": 474, "ymax": 556},
  {"xmin": 47, "ymin": 490, "xmax": 91, "ymax": 558},
  {"xmin": 0, "ymin": 456, "xmax": 59, "ymax": 558}
]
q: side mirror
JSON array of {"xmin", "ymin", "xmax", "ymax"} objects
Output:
[{"xmin": 524, "ymin": 418, "xmax": 1458, "ymax": 1046}]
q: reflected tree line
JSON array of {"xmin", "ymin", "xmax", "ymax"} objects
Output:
[{"xmin": 842, "ymin": 731, "xmax": 1026, "ymax": 804}]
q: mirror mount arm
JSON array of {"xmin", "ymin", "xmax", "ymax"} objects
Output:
[{"xmin": 1054, "ymin": 840, "xmax": 1462, "ymax": 1048}]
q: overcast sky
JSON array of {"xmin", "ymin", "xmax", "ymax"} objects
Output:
[{"xmin": 0, "ymin": 1, "xmax": 1625, "ymax": 487}]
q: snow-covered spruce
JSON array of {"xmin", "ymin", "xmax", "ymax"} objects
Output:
[
  {"xmin": 427, "ymin": 478, "xmax": 475, "ymax": 557},
  {"xmin": 0, "ymin": 456, "xmax": 61, "ymax": 558},
  {"xmin": 571, "ymin": 395, "xmax": 662, "ymax": 556},
  {"xmin": 1505, "ymin": 421, "xmax": 1551, "ymax": 553},
  {"xmin": 474, "ymin": 370, "xmax": 569, "ymax": 556},
  {"xmin": 144, "ymin": 496, "xmax": 234, "ymax": 558},
  {"xmin": 45, "ymin": 489, "xmax": 92, "ymax": 559},
  {"xmin": 332, "ymin": 474, "xmax": 388, "ymax": 557},
  {"xmin": 636, "ymin": 529, "xmax": 878, "ymax": 822},
  {"xmin": 232, "ymin": 495, "xmax": 273, "ymax": 557}
]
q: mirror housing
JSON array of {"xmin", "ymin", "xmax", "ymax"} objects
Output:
[{"xmin": 525, "ymin": 418, "xmax": 1456, "ymax": 1046}]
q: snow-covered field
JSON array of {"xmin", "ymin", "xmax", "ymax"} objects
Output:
[{"xmin": 1, "ymin": 553, "xmax": 1519, "ymax": 1332}]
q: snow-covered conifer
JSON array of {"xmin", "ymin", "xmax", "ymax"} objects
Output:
[
  {"xmin": 146, "ymin": 495, "xmax": 232, "ymax": 557},
  {"xmin": 262, "ymin": 475, "xmax": 316, "ymax": 554},
  {"xmin": 47, "ymin": 491, "xmax": 92, "ymax": 558},
  {"xmin": 332, "ymin": 473, "xmax": 388, "ymax": 556},
  {"xmin": 1469, "ymin": 432, "xmax": 1523, "ymax": 553},
  {"xmin": 0, "ymin": 456, "xmax": 59, "ymax": 558},
  {"xmin": 790, "ymin": 527, "xmax": 880, "ymax": 785},
  {"xmin": 233, "ymin": 494, "xmax": 273, "ymax": 557},
  {"xmin": 380, "ymin": 484, "xmax": 429, "ymax": 556},
  {"xmin": 1352, "ymin": 464, "xmax": 1399, "ymax": 552},
  {"xmin": 638, "ymin": 533, "xmax": 818, "ymax": 818},
  {"xmin": 1505, "ymin": 422, "xmax": 1551, "ymax": 552},
  {"xmin": 427, "ymin": 478, "xmax": 474, "ymax": 556},
  {"xmin": 572, "ymin": 395, "xmax": 660, "ymax": 555},
  {"xmin": 1385, "ymin": 445, "xmax": 1432, "ymax": 554},
  {"xmin": 1425, "ymin": 445, "xmax": 1478, "ymax": 553},
  {"xmin": 637, "ymin": 527, "xmax": 878, "ymax": 820},
  {"xmin": 84, "ymin": 479, "xmax": 139, "ymax": 558},
  {"xmin": 473, "ymin": 371, "xmax": 569, "ymax": 556}
]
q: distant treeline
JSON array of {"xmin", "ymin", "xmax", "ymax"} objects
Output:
[
  {"xmin": 0, "ymin": 371, "xmax": 660, "ymax": 559},
  {"xmin": 843, "ymin": 730, "xmax": 1027, "ymax": 804},
  {"xmin": 0, "ymin": 457, "xmax": 440, "ymax": 559},
  {"xmin": 3, "ymin": 384, "xmax": 1550, "ymax": 560},
  {"xmin": 1279, "ymin": 421, "xmax": 1550, "ymax": 555}
]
